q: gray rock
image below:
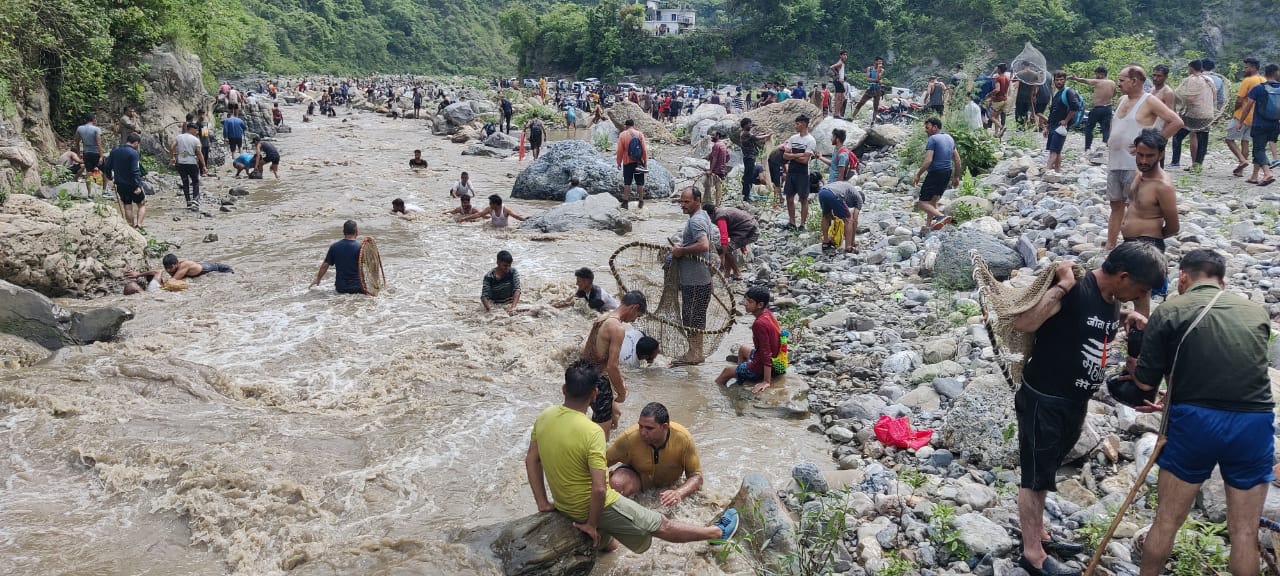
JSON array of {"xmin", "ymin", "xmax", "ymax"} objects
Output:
[
  {"xmin": 811, "ymin": 117, "xmax": 868, "ymax": 156},
  {"xmin": 933, "ymin": 228, "xmax": 1024, "ymax": 290},
  {"xmin": 792, "ymin": 461, "xmax": 829, "ymax": 493},
  {"xmin": 938, "ymin": 374, "xmax": 1019, "ymax": 468},
  {"xmin": 0, "ymin": 280, "xmax": 132, "ymax": 350},
  {"xmin": 605, "ymin": 99, "xmax": 678, "ymax": 143},
  {"xmin": 837, "ymin": 393, "xmax": 888, "ymax": 421},
  {"xmin": 910, "ymin": 360, "xmax": 964, "ymax": 383},
  {"xmin": 482, "ymin": 131, "xmax": 520, "ymax": 150},
  {"xmin": 899, "ymin": 385, "xmax": 942, "ymax": 411},
  {"xmin": 731, "ymin": 473, "xmax": 797, "ymax": 559},
  {"xmin": 462, "ymin": 143, "xmax": 516, "ymax": 158},
  {"xmin": 929, "ymin": 449, "xmax": 954, "ymax": 468},
  {"xmin": 882, "ymin": 350, "xmax": 921, "ymax": 373},
  {"xmin": 933, "ymin": 377, "xmax": 966, "ymax": 399},
  {"xmin": 923, "ymin": 338, "xmax": 958, "ymax": 363},
  {"xmin": 490, "ymin": 512, "xmax": 595, "ymax": 576},
  {"xmin": 865, "ymin": 123, "xmax": 909, "ymax": 147},
  {"xmin": 827, "ymin": 426, "xmax": 856, "ymax": 444},
  {"xmin": 520, "ymin": 193, "xmax": 632, "ymax": 235},
  {"xmin": 955, "ymin": 482, "xmax": 998, "ymax": 511},
  {"xmin": 443, "ymin": 101, "xmax": 477, "ymax": 127},
  {"xmin": 727, "ymin": 99, "xmax": 821, "ymax": 146},
  {"xmin": 954, "ymin": 512, "xmax": 1015, "ymax": 556},
  {"xmin": 589, "ymin": 121, "xmax": 619, "ymax": 148},
  {"xmin": 511, "ymin": 139, "xmax": 674, "ymax": 201}
]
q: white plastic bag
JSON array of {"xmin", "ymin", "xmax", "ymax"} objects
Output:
[{"xmin": 963, "ymin": 101, "xmax": 982, "ymax": 129}]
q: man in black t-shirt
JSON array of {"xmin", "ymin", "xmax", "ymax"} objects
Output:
[
  {"xmin": 1010, "ymin": 241, "xmax": 1165, "ymax": 576},
  {"xmin": 310, "ymin": 220, "xmax": 364, "ymax": 294},
  {"xmin": 738, "ymin": 117, "xmax": 770, "ymax": 202}
]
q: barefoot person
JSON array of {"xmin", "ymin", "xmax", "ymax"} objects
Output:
[
  {"xmin": 456, "ymin": 194, "xmax": 526, "ymax": 227},
  {"xmin": 252, "ymin": 137, "xmax": 281, "ymax": 180},
  {"xmin": 525, "ymin": 361, "xmax": 739, "ymax": 555},
  {"xmin": 606, "ymin": 402, "xmax": 703, "ymax": 506},
  {"xmin": 704, "ymin": 203, "xmax": 758, "ymax": 281},
  {"xmin": 481, "ymin": 250, "xmax": 521, "ymax": 313},
  {"xmin": 162, "ymin": 254, "xmax": 235, "ymax": 280},
  {"xmin": 1119, "ymin": 128, "xmax": 1179, "ymax": 318},
  {"xmin": 670, "ymin": 188, "xmax": 719, "ymax": 364},
  {"xmin": 552, "ymin": 267, "xmax": 619, "ymax": 312},
  {"xmin": 580, "ymin": 291, "xmax": 647, "ymax": 438},
  {"xmin": 309, "ymin": 220, "xmax": 363, "ymax": 294},
  {"xmin": 715, "ymin": 286, "xmax": 782, "ymax": 394},
  {"xmin": 1104, "ymin": 65, "xmax": 1183, "ymax": 250},
  {"xmin": 816, "ymin": 179, "xmax": 863, "ymax": 253}
]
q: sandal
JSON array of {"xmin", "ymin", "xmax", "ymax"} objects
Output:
[
  {"xmin": 1233, "ymin": 163, "xmax": 1247, "ymax": 177},
  {"xmin": 1260, "ymin": 177, "xmax": 1276, "ymax": 187},
  {"xmin": 1246, "ymin": 179, "xmax": 1260, "ymax": 184}
]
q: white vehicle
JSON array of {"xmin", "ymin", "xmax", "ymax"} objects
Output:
[
  {"xmin": 572, "ymin": 81, "xmax": 587, "ymax": 93},
  {"xmin": 584, "ymin": 77, "xmax": 601, "ymax": 89},
  {"xmin": 617, "ymin": 82, "xmax": 640, "ymax": 92},
  {"xmin": 522, "ymin": 78, "xmax": 539, "ymax": 88}
]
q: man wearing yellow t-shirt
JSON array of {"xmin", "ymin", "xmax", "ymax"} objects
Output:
[
  {"xmin": 526, "ymin": 361, "xmax": 739, "ymax": 553},
  {"xmin": 1227, "ymin": 57, "xmax": 1265, "ymax": 175},
  {"xmin": 606, "ymin": 403, "xmax": 703, "ymax": 507}
]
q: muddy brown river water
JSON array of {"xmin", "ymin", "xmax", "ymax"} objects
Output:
[{"xmin": 0, "ymin": 108, "xmax": 829, "ymax": 575}]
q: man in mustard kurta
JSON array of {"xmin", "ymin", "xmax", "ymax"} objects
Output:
[
  {"xmin": 606, "ymin": 402, "xmax": 704, "ymax": 507},
  {"xmin": 525, "ymin": 361, "xmax": 738, "ymax": 553}
]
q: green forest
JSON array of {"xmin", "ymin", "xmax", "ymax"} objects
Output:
[{"xmin": 0, "ymin": 0, "xmax": 1275, "ymax": 133}]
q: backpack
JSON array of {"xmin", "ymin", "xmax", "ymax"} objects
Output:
[
  {"xmin": 1060, "ymin": 88, "xmax": 1085, "ymax": 126},
  {"xmin": 1259, "ymin": 82, "xmax": 1280, "ymax": 122},
  {"xmin": 974, "ymin": 75, "xmax": 995, "ymax": 103},
  {"xmin": 627, "ymin": 130, "xmax": 644, "ymax": 163},
  {"xmin": 836, "ymin": 147, "xmax": 859, "ymax": 179}
]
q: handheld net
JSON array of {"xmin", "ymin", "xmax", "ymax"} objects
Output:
[
  {"xmin": 1011, "ymin": 42, "xmax": 1048, "ymax": 85},
  {"xmin": 358, "ymin": 237, "xmax": 387, "ymax": 296},
  {"xmin": 609, "ymin": 242, "xmax": 738, "ymax": 363},
  {"xmin": 972, "ymin": 252, "xmax": 1082, "ymax": 387}
]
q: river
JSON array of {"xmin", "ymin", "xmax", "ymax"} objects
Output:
[{"xmin": 0, "ymin": 108, "xmax": 831, "ymax": 574}]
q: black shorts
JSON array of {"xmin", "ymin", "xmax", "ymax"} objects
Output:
[
  {"xmin": 919, "ymin": 169, "xmax": 950, "ymax": 201},
  {"xmin": 263, "ymin": 153, "xmax": 281, "ymax": 166},
  {"xmin": 681, "ymin": 283, "xmax": 712, "ymax": 330},
  {"xmin": 930, "ymin": 105, "xmax": 945, "ymax": 115},
  {"xmin": 783, "ymin": 171, "xmax": 810, "ymax": 198},
  {"xmin": 832, "ymin": 82, "xmax": 846, "ymax": 93},
  {"xmin": 1015, "ymin": 382, "xmax": 1089, "ymax": 491},
  {"xmin": 590, "ymin": 372, "xmax": 614, "ymax": 424},
  {"xmin": 529, "ymin": 135, "xmax": 543, "ymax": 149},
  {"xmin": 767, "ymin": 153, "xmax": 784, "ymax": 187},
  {"xmin": 83, "ymin": 152, "xmax": 101, "ymax": 172},
  {"xmin": 622, "ymin": 163, "xmax": 646, "ymax": 186},
  {"xmin": 228, "ymin": 137, "xmax": 243, "ymax": 151},
  {"xmin": 117, "ymin": 184, "xmax": 144, "ymax": 205}
]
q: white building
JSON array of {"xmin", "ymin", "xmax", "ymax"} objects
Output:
[{"xmin": 637, "ymin": 1, "xmax": 695, "ymax": 36}]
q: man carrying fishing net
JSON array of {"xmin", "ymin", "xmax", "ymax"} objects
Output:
[
  {"xmin": 669, "ymin": 187, "xmax": 720, "ymax": 364},
  {"xmin": 1125, "ymin": 249, "xmax": 1274, "ymax": 576},
  {"xmin": 1007, "ymin": 242, "xmax": 1165, "ymax": 576}
]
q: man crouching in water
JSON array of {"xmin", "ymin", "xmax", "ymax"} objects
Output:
[
  {"xmin": 1120, "ymin": 128, "xmax": 1179, "ymax": 318},
  {"xmin": 580, "ymin": 290, "xmax": 647, "ymax": 439}
]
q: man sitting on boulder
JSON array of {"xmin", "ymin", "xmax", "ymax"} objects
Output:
[
  {"xmin": 526, "ymin": 361, "xmax": 738, "ymax": 554},
  {"xmin": 606, "ymin": 402, "xmax": 704, "ymax": 507}
]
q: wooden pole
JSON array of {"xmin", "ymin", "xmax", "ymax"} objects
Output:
[{"xmin": 1083, "ymin": 435, "xmax": 1166, "ymax": 576}]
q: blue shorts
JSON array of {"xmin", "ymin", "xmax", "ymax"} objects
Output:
[
  {"xmin": 735, "ymin": 351, "xmax": 765, "ymax": 382},
  {"xmin": 1158, "ymin": 403, "xmax": 1276, "ymax": 489},
  {"xmin": 817, "ymin": 188, "xmax": 850, "ymax": 219},
  {"xmin": 1046, "ymin": 129, "xmax": 1067, "ymax": 153}
]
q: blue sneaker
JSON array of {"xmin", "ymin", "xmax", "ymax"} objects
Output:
[{"xmin": 715, "ymin": 508, "xmax": 740, "ymax": 541}]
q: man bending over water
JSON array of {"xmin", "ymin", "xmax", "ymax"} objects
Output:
[
  {"xmin": 580, "ymin": 291, "xmax": 647, "ymax": 439},
  {"xmin": 481, "ymin": 250, "xmax": 521, "ymax": 313},
  {"xmin": 161, "ymin": 253, "xmax": 234, "ymax": 280}
]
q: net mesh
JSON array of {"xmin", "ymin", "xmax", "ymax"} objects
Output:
[
  {"xmin": 1011, "ymin": 42, "xmax": 1048, "ymax": 85},
  {"xmin": 973, "ymin": 252, "xmax": 1082, "ymax": 387},
  {"xmin": 359, "ymin": 237, "xmax": 387, "ymax": 296},
  {"xmin": 609, "ymin": 242, "xmax": 738, "ymax": 363}
]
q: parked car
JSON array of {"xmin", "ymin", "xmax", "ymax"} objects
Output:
[
  {"xmin": 617, "ymin": 82, "xmax": 640, "ymax": 92},
  {"xmin": 584, "ymin": 77, "xmax": 600, "ymax": 89},
  {"xmin": 522, "ymin": 78, "xmax": 539, "ymax": 88}
]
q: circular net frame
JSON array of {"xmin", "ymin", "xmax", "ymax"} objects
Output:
[
  {"xmin": 358, "ymin": 237, "xmax": 387, "ymax": 296},
  {"xmin": 609, "ymin": 242, "xmax": 738, "ymax": 362}
]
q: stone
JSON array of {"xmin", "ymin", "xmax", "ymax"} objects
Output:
[
  {"xmin": 1064, "ymin": 414, "xmax": 1103, "ymax": 462},
  {"xmin": 482, "ymin": 131, "xmax": 520, "ymax": 150},
  {"xmin": 228, "ymin": 187, "xmax": 249, "ymax": 196},
  {"xmin": 955, "ymin": 482, "xmax": 998, "ymax": 511},
  {"xmin": 938, "ymin": 374, "xmax": 1019, "ymax": 468},
  {"xmin": 792, "ymin": 461, "xmax": 829, "ymax": 493},
  {"xmin": 954, "ymin": 512, "xmax": 1016, "ymax": 556},
  {"xmin": 511, "ymin": 140, "xmax": 675, "ymax": 201},
  {"xmin": 727, "ymin": 99, "xmax": 822, "ymax": 146},
  {"xmin": 933, "ymin": 377, "xmax": 966, "ymax": 399},
  {"xmin": 678, "ymin": 102, "xmax": 728, "ymax": 131},
  {"xmin": 605, "ymin": 100, "xmax": 677, "ymax": 143},
  {"xmin": 827, "ymin": 426, "xmax": 856, "ymax": 443},
  {"xmin": 0, "ymin": 194, "xmax": 147, "ymax": 296},
  {"xmin": 730, "ymin": 473, "xmax": 797, "ymax": 559},
  {"xmin": 1056, "ymin": 478, "xmax": 1098, "ymax": 507},
  {"xmin": 462, "ymin": 143, "xmax": 516, "ymax": 158},
  {"xmin": 929, "ymin": 449, "xmax": 954, "ymax": 468},
  {"xmin": 836, "ymin": 393, "xmax": 888, "ymax": 421},
  {"xmin": 490, "ymin": 512, "xmax": 595, "ymax": 576},
  {"xmin": 589, "ymin": 121, "xmax": 619, "ymax": 148},
  {"xmin": 0, "ymin": 280, "xmax": 132, "ymax": 349},
  {"xmin": 811, "ymin": 117, "xmax": 868, "ymax": 156},
  {"xmin": 900, "ymin": 385, "xmax": 942, "ymax": 411},
  {"xmin": 909, "ymin": 360, "xmax": 964, "ymax": 383},
  {"xmin": 962, "ymin": 215, "xmax": 1003, "ymax": 237},
  {"xmin": 442, "ymin": 101, "xmax": 477, "ymax": 127},
  {"xmin": 865, "ymin": 123, "xmax": 909, "ymax": 147},
  {"xmin": 202, "ymin": 233, "xmax": 219, "ymax": 243},
  {"xmin": 882, "ymin": 350, "xmax": 921, "ymax": 373},
  {"xmin": 932, "ymin": 228, "xmax": 1024, "ymax": 290},
  {"xmin": 521, "ymin": 194, "xmax": 632, "ymax": 235},
  {"xmin": 923, "ymin": 338, "xmax": 958, "ymax": 363}
]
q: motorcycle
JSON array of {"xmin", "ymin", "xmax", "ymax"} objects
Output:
[{"xmin": 874, "ymin": 98, "xmax": 923, "ymax": 125}]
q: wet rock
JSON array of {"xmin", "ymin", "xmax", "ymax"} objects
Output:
[
  {"xmin": 938, "ymin": 374, "xmax": 1019, "ymax": 468},
  {"xmin": 0, "ymin": 194, "xmax": 147, "ymax": 296},
  {"xmin": 228, "ymin": 187, "xmax": 249, "ymax": 196},
  {"xmin": 203, "ymin": 233, "xmax": 219, "ymax": 243},
  {"xmin": 463, "ymin": 143, "xmax": 516, "ymax": 158},
  {"xmin": 931, "ymin": 228, "xmax": 1023, "ymax": 290},
  {"xmin": 0, "ymin": 280, "xmax": 132, "ymax": 349},
  {"xmin": 511, "ymin": 140, "xmax": 675, "ymax": 201},
  {"xmin": 731, "ymin": 473, "xmax": 797, "ymax": 559},
  {"xmin": 490, "ymin": 512, "xmax": 595, "ymax": 576},
  {"xmin": 521, "ymin": 193, "xmax": 632, "ymax": 235}
]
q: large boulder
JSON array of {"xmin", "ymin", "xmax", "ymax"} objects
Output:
[
  {"xmin": 678, "ymin": 103, "xmax": 727, "ymax": 131},
  {"xmin": 483, "ymin": 131, "xmax": 520, "ymax": 151},
  {"xmin": 462, "ymin": 144, "xmax": 515, "ymax": 158},
  {"xmin": 239, "ymin": 96, "xmax": 277, "ymax": 140},
  {"xmin": 589, "ymin": 121, "xmax": 619, "ymax": 149},
  {"xmin": 469, "ymin": 99, "xmax": 497, "ymax": 117},
  {"xmin": 931, "ymin": 228, "xmax": 1022, "ymax": 290},
  {"xmin": 730, "ymin": 473, "xmax": 797, "ymax": 559},
  {"xmin": 605, "ymin": 100, "xmax": 677, "ymax": 144},
  {"xmin": 728, "ymin": 100, "xmax": 822, "ymax": 146},
  {"xmin": 938, "ymin": 374, "xmax": 1019, "ymax": 468},
  {"xmin": 0, "ymin": 138, "xmax": 40, "ymax": 194},
  {"xmin": 811, "ymin": 117, "xmax": 868, "ymax": 156},
  {"xmin": 520, "ymin": 192, "xmax": 633, "ymax": 235},
  {"xmin": 491, "ymin": 512, "xmax": 595, "ymax": 576},
  {"xmin": 444, "ymin": 102, "xmax": 478, "ymax": 128},
  {"xmin": 0, "ymin": 194, "xmax": 147, "ymax": 296},
  {"xmin": 0, "ymin": 280, "xmax": 132, "ymax": 349},
  {"xmin": 511, "ymin": 139, "xmax": 674, "ymax": 201},
  {"xmin": 865, "ymin": 123, "xmax": 909, "ymax": 147}
]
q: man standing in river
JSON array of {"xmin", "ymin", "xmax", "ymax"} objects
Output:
[
  {"xmin": 525, "ymin": 361, "xmax": 739, "ymax": 555},
  {"xmin": 580, "ymin": 291, "xmax": 647, "ymax": 439},
  {"xmin": 310, "ymin": 220, "xmax": 363, "ymax": 295}
]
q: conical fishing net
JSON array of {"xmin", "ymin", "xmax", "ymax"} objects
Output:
[
  {"xmin": 1011, "ymin": 42, "xmax": 1048, "ymax": 85},
  {"xmin": 972, "ymin": 252, "xmax": 1081, "ymax": 387},
  {"xmin": 358, "ymin": 237, "xmax": 387, "ymax": 296},
  {"xmin": 609, "ymin": 242, "xmax": 738, "ymax": 362}
]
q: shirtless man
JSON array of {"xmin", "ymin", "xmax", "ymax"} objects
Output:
[
  {"xmin": 829, "ymin": 50, "xmax": 849, "ymax": 119},
  {"xmin": 162, "ymin": 253, "xmax": 234, "ymax": 280},
  {"xmin": 581, "ymin": 291, "xmax": 647, "ymax": 438},
  {"xmin": 1069, "ymin": 66, "xmax": 1117, "ymax": 153},
  {"xmin": 1120, "ymin": 128, "xmax": 1179, "ymax": 318},
  {"xmin": 456, "ymin": 194, "xmax": 526, "ymax": 227},
  {"xmin": 445, "ymin": 195, "xmax": 478, "ymax": 217},
  {"xmin": 1149, "ymin": 65, "xmax": 1175, "ymax": 109},
  {"xmin": 1104, "ymin": 65, "xmax": 1183, "ymax": 251}
]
